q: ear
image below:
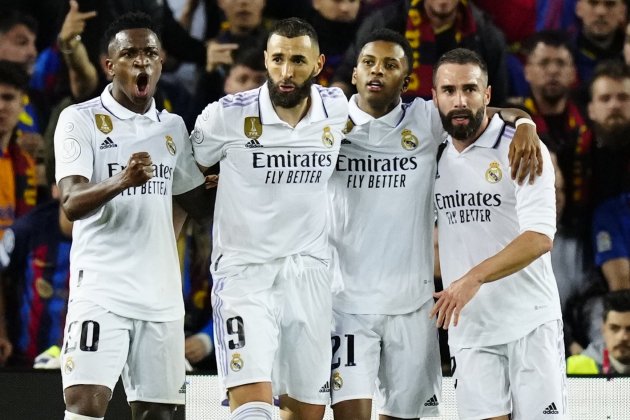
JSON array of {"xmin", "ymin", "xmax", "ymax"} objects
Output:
[
  {"xmin": 106, "ymin": 58, "xmax": 114, "ymax": 78},
  {"xmin": 263, "ymin": 50, "xmax": 269, "ymax": 70},
  {"xmin": 402, "ymin": 76, "xmax": 410, "ymax": 92},
  {"xmin": 351, "ymin": 67, "xmax": 358, "ymax": 86},
  {"xmin": 313, "ymin": 53, "xmax": 325, "ymax": 78},
  {"xmin": 588, "ymin": 101, "xmax": 595, "ymax": 121},
  {"xmin": 484, "ymin": 85, "xmax": 491, "ymax": 106}
]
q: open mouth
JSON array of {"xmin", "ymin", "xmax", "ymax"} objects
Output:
[
  {"xmin": 279, "ymin": 82, "xmax": 296, "ymax": 93},
  {"xmin": 367, "ymin": 79, "xmax": 383, "ymax": 91},
  {"xmin": 136, "ymin": 73, "xmax": 149, "ymax": 96}
]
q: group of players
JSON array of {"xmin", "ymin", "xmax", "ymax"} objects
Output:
[{"xmin": 54, "ymin": 11, "xmax": 566, "ymax": 420}]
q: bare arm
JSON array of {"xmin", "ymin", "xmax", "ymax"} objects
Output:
[
  {"xmin": 601, "ymin": 258, "xmax": 630, "ymax": 291},
  {"xmin": 431, "ymin": 231, "xmax": 553, "ymax": 329},
  {"xmin": 58, "ymin": 0, "xmax": 99, "ymax": 100},
  {"xmin": 59, "ymin": 152, "xmax": 154, "ymax": 221},
  {"xmin": 488, "ymin": 107, "xmax": 543, "ymax": 184}
]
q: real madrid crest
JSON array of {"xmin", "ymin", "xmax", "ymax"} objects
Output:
[
  {"xmin": 165, "ymin": 135, "xmax": 176, "ymax": 155},
  {"xmin": 401, "ymin": 129, "xmax": 418, "ymax": 150},
  {"xmin": 230, "ymin": 353, "xmax": 244, "ymax": 372},
  {"xmin": 95, "ymin": 114, "xmax": 113, "ymax": 134},
  {"xmin": 322, "ymin": 126, "xmax": 334, "ymax": 148},
  {"xmin": 332, "ymin": 372, "xmax": 343, "ymax": 391},
  {"xmin": 485, "ymin": 161, "xmax": 502, "ymax": 183},
  {"xmin": 64, "ymin": 356, "xmax": 75, "ymax": 374},
  {"xmin": 244, "ymin": 117, "xmax": 262, "ymax": 140}
]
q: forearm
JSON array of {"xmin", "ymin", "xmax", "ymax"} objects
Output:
[
  {"xmin": 465, "ymin": 231, "xmax": 553, "ymax": 285},
  {"xmin": 489, "ymin": 107, "xmax": 532, "ymax": 124},
  {"xmin": 59, "ymin": 37, "xmax": 99, "ymax": 100},
  {"xmin": 59, "ymin": 174, "xmax": 129, "ymax": 221}
]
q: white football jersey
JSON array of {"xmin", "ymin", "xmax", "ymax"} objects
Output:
[
  {"xmin": 328, "ymin": 95, "xmax": 446, "ymax": 314},
  {"xmin": 434, "ymin": 114, "xmax": 562, "ymax": 348},
  {"xmin": 54, "ymin": 85, "xmax": 204, "ymax": 321},
  {"xmin": 191, "ymin": 83, "xmax": 348, "ymax": 269}
]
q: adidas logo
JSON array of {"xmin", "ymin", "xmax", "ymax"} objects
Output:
[
  {"xmin": 341, "ymin": 139, "xmax": 352, "ymax": 144},
  {"xmin": 245, "ymin": 139, "xmax": 263, "ymax": 148},
  {"xmin": 424, "ymin": 394, "xmax": 439, "ymax": 407},
  {"xmin": 99, "ymin": 137, "xmax": 118, "ymax": 149},
  {"xmin": 319, "ymin": 381, "xmax": 330, "ymax": 393},
  {"xmin": 543, "ymin": 402, "xmax": 559, "ymax": 414}
]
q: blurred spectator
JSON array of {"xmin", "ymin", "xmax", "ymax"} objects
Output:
[
  {"xmin": 624, "ymin": 20, "xmax": 630, "ymax": 66},
  {"xmin": 574, "ymin": 0, "xmax": 627, "ymax": 85},
  {"xmin": 177, "ymin": 0, "xmax": 223, "ymax": 39},
  {"xmin": 0, "ymin": 60, "xmax": 38, "ymax": 366},
  {"xmin": 516, "ymin": 30, "xmax": 593, "ymax": 237},
  {"xmin": 0, "ymin": 61, "xmax": 37, "ymax": 239},
  {"xmin": 332, "ymin": 0, "xmax": 509, "ymax": 105},
  {"xmin": 0, "ymin": 181, "xmax": 72, "ymax": 367},
  {"xmin": 308, "ymin": 0, "xmax": 362, "ymax": 86},
  {"xmin": 567, "ymin": 290, "xmax": 630, "ymax": 374}
]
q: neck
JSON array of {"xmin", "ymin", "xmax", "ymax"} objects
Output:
[
  {"xmin": 452, "ymin": 116, "xmax": 490, "ymax": 152},
  {"xmin": 609, "ymin": 354, "xmax": 630, "ymax": 374},
  {"xmin": 357, "ymin": 96, "xmax": 399, "ymax": 119},
  {"xmin": 584, "ymin": 31, "xmax": 615, "ymax": 50},
  {"xmin": 273, "ymin": 97, "xmax": 311, "ymax": 128},
  {"xmin": 0, "ymin": 130, "xmax": 12, "ymax": 151},
  {"xmin": 532, "ymin": 92, "xmax": 568, "ymax": 115}
]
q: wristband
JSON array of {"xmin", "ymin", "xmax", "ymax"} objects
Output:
[{"xmin": 514, "ymin": 118, "xmax": 536, "ymax": 128}]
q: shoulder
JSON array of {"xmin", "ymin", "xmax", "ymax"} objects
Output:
[
  {"xmin": 316, "ymin": 85, "xmax": 348, "ymax": 117},
  {"xmin": 219, "ymin": 89, "xmax": 260, "ymax": 110}
]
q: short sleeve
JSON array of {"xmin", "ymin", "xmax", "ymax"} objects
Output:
[
  {"xmin": 190, "ymin": 101, "xmax": 225, "ymax": 169},
  {"xmin": 173, "ymin": 120, "xmax": 205, "ymax": 195},
  {"xmin": 54, "ymin": 107, "xmax": 95, "ymax": 183}
]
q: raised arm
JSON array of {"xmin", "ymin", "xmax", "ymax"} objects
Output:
[{"xmin": 58, "ymin": 152, "xmax": 154, "ymax": 221}]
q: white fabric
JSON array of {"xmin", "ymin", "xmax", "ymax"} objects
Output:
[
  {"xmin": 54, "ymin": 85, "xmax": 204, "ymax": 321},
  {"xmin": 61, "ymin": 300, "xmax": 186, "ymax": 405},
  {"xmin": 64, "ymin": 411, "xmax": 103, "ymax": 420},
  {"xmin": 191, "ymin": 83, "xmax": 348, "ymax": 269},
  {"xmin": 434, "ymin": 114, "xmax": 561, "ymax": 348},
  {"xmin": 331, "ymin": 298, "xmax": 442, "ymax": 418},
  {"xmin": 212, "ymin": 256, "xmax": 332, "ymax": 405},
  {"xmin": 230, "ymin": 402, "xmax": 273, "ymax": 420},
  {"xmin": 452, "ymin": 320, "xmax": 568, "ymax": 420},
  {"xmin": 329, "ymin": 95, "xmax": 446, "ymax": 314}
]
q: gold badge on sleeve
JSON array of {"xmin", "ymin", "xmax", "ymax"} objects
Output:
[
  {"xmin": 95, "ymin": 114, "xmax": 113, "ymax": 134},
  {"xmin": 322, "ymin": 126, "xmax": 334, "ymax": 148},
  {"xmin": 244, "ymin": 117, "xmax": 262, "ymax": 140},
  {"xmin": 401, "ymin": 129, "xmax": 418, "ymax": 150},
  {"xmin": 230, "ymin": 353, "xmax": 244, "ymax": 372},
  {"xmin": 485, "ymin": 161, "xmax": 503, "ymax": 183},
  {"xmin": 165, "ymin": 135, "xmax": 176, "ymax": 155}
]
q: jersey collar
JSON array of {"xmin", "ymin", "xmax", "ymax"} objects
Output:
[
  {"xmin": 348, "ymin": 94, "xmax": 404, "ymax": 127},
  {"xmin": 447, "ymin": 113, "xmax": 504, "ymax": 150},
  {"xmin": 259, "ymin": 83, "xmax": 328, "ymax": 126},
  {"xmin": 101, "ymin": 84, "xmax": 160, "ymax": 122}
]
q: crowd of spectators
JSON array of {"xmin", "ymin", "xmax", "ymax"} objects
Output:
[{"xmin": 0, "ymin": 0, "xmax": 629, "ymax": 376}]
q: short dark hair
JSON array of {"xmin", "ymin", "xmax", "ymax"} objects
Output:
[
  {"xmin": 0, "ymin": 60, "xmax": 30, "ymax": 92},
  {"xmin": 521, "ymin": 30, "xmax": 574, "ymax": 59},
  {"xmin": 267, "ymin": 17, "xmax": 318, "ymax": 47},
  {"xmin": 603, "ymin": 290, "xmax": 630, "ymax": 321},
  {"xmin": 589, "ymin": 60, "xmax": 630, "ymax": 100},
  {"xmin": 433, "ymin": 48, "xmax": 488, "ymax": 87},
  {"xmin": 233, "ymin": 47, "xmax": 265, "ymax": 72},
  {"xmin": 103, "ymin": 12, "xmax": 160, "ymax": 51},
  {"xmin": 0, "ymin": 9, "xmax": 38, "ymax": 36},
  {"xmin": 357, "ymin": 28, "xmax": 414, "ymax": 76}
]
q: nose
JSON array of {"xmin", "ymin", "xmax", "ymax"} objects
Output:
[
  {"xmin": 281, "ymin": 62, "xmax": 294, "ymax": 79},
  {"xmin": 454, "ymin": 90, "xmax": 467, "ymax": 108},
  {"xmin": 134, "ymin": 52, "xmax": 151, "ymax": 67},
  {"xmin": 371, "ymin": 61, "xmax": 384, "ymax": 75}
]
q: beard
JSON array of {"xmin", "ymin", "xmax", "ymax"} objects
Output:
[
  {"xmin": 439, "ymin": 107, "xmax": 486, "ymax": 140},
  {"xmin": 594, "ymin": 118, "xmax": 630, "ymax": 149},
  {"xmin": 267, "ymin": 71, "xmax": 315, "ymax": 108}
]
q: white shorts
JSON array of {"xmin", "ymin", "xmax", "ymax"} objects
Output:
[
  {"xmin": 61, "ymin": 299, "xmax": 186, "ymax": 404},
  {"xmin": 212, "ymin": 255, "xmax": 332, "ymax": 405},
  {"xmin": 331, "ymin": 298, "xmax": 442, "ymax": 418},
  {"xmin": 451, "ymin": 319, "xmax": 568, "ymax": 420}
]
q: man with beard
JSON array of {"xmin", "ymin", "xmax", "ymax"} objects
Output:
[
  {"xmin": 54, "ymin": 12, "xmax": 212, "ymax": 420},
  {"xmin": 328, "ymin": 29, "xmax": 541, "ymax": 420},
  {"xmin": 432, "ymin": 48, "xmax": 567, "ymax": 420},
  {"xmin": 589, "ymin": 61, "xmax": 630, "ymax": 291},
  {"xmin": 190, "ymin": 18, "xmax": 347, "ymax": 420},
  {"xmin": 516, "ymin": 30, "xmax": 594, "ymax": 242},
  {"xmin": 567, "ymin": 290, "xmax": 630, "ymax": 374}
]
